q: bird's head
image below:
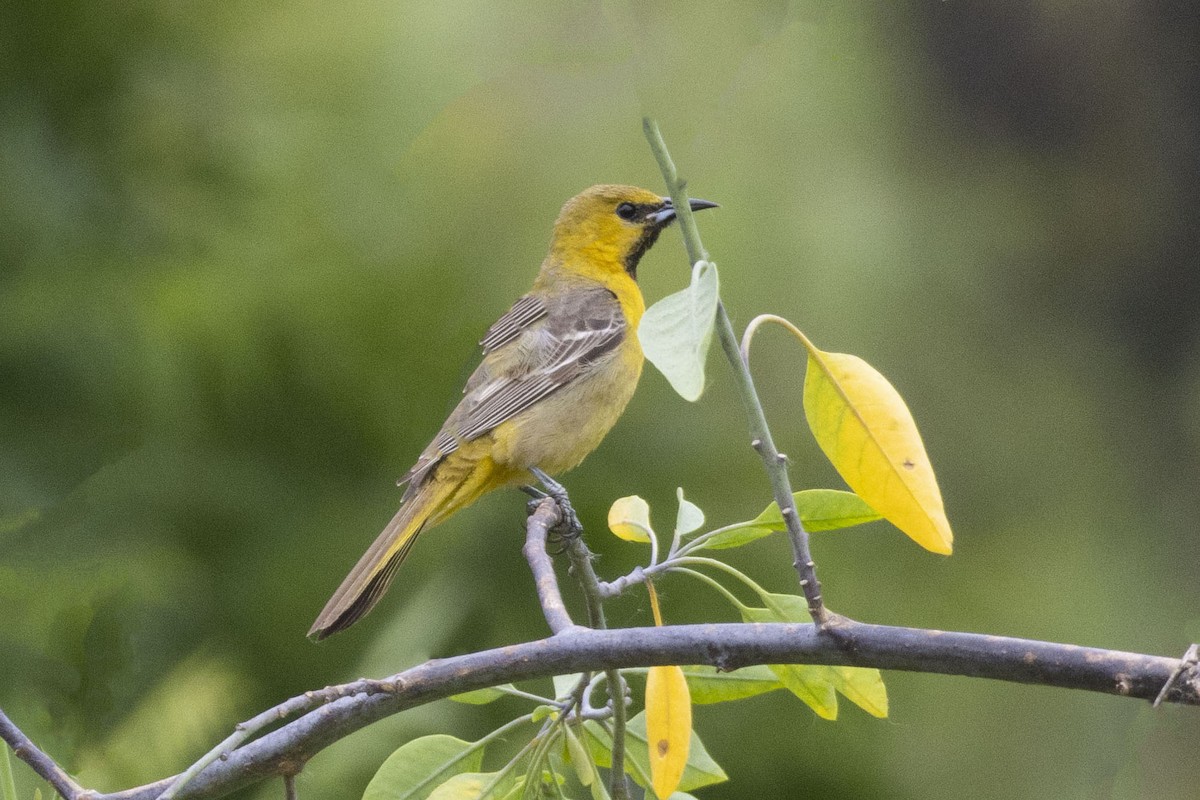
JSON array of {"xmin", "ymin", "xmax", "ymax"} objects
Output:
[{"xmin": 549, "ymin": 184, "xmax": 718, "ymax": 280}]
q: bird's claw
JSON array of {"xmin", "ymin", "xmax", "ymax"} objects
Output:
[{"xmin": 530, "ymin": 467, "xmax": 582, "ymax": 539}]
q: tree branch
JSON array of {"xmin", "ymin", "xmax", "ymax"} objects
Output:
[{"xmin": 2, "ymin": 625, "xmax": 1195, "ymax": 800}]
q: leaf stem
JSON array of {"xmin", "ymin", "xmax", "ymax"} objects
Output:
[
  {"xmin": 668, "ymin": 567, "xmax": 748, "ymax": 610},
  {"xmin": 642, "ymin": 117, "xmax": 829, "ymax": 625}
]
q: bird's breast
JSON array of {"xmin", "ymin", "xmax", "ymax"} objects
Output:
[{"xmin": 491, "ymin": 339, "xmax": 643, "ymax": 475}]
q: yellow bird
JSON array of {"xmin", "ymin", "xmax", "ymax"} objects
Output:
[{"xmin": 309, "ymin": 184, "xmax": 717, "ymax": 639}]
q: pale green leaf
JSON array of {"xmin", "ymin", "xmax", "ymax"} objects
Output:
[
  {"xmin": 449, "ymin": 685, "xmax": 514, "ymax": 705},
  {"xmin": 674, "ymin": 488, "xmax": 705, "ymax": 537},
  {"xmin": 639, "ymin": 260, "xmax": 719, "ymax": 402},
  {"xmin": 426, "ymin": 772, "xmax": 498, "ymax": 800},
  {"xmin": 563, "ymin": 724, "xmax": 595, "ymax": 788},
  {"xmin": 531, "ymin": 705, "xmax": 557, "ymax": 723},
  {"xmin": 679, "ymin": 665, "xmax": 783, "ymax": 704},
  {"xmin": 744, "ymin": 593, "xmax": 888, "ymax": 719},
  {"xmin": 607, "ymin": 496, "xmax": 654, "ymax": 544},
  {"xmin": 827, "ymin": 666, "xmax": 889, "ymax": 718},
  {"xmin": 1, "ymin": 743, "xmax": 17, "ymax": 800},
  {"xmin": 363, "ymin": 735, "xmax": 485, "ymax": 800},
  {"xmin": 738, "ymin": 603, "xmax": 840, "ymax": 719},
  {"xmin": 588, "ymin": 774, "xmax": 612, "ymax": 800},
  {"xmin": 553, "ymin": 673, "xmax": 585, "ymax": 700}
]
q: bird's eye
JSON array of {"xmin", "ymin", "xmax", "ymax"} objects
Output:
[{"xmin": 615, "ymin": 202, "xmax": 637, "ymax": 221}]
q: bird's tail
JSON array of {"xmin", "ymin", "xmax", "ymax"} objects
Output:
[{"xmin": 308, "ymin": 451, "xmax": 505, "ymax": 640}]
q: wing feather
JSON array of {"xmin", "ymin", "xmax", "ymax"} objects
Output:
[{"xmin": 398, "ymin": 288, "xmax": 624, "ymax": 490}]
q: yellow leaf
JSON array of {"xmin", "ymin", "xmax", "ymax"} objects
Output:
[
  {"xmin": 607, "ymin": 495, "xmax": 654, "ymax": 543},
  {"xmin": 802, "ymin": 346, "xmax": 953, "ymax": 554},
  {"xmin": 646, "ymin": 665, "xmax": 692, "ymax": 800}
]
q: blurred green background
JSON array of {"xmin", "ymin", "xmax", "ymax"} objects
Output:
[{"xmin": 2, "ymin": 1, "xmax": 1198, "ymax": 798}]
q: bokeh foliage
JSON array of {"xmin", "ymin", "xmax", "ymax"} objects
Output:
[{"xmin": 2, "ymin": 2, "xmax": 1198, "ymax": 798}]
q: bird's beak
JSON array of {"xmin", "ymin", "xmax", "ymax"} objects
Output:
[{"xmin": 648, "ymin": 196, "xmax": 720, "ymax": 226}]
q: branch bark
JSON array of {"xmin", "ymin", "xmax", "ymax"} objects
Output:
[{"xmin": 2, "ymin": 623, "xmax": 1195, "ymax": 800}]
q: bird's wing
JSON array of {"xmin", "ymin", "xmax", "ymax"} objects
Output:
[
  {"xmin": 479, "ymin": 295, "xmax": 548, "ymax": 353},
  {"xmin": 397, "ymin": 287, "xmax": 625, "ymax": 491}
]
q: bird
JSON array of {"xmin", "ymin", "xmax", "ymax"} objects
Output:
[{"xmin": 308, "ymin": 184, "xmax": 718, "ymax": 639}]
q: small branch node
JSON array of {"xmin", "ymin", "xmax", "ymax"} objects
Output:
[{"xmin": 1153, "ymin": 643, "xmax": 1200, "ymax": 708}]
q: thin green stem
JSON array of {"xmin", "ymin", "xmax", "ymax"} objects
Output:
[
  {"xmin": 642, "ymin": 117, "xmax": 829, "ymax": 625},
  {"xmin": 478, "ymin": 723, "xmax": 547, "ymax": 800},
  {"xmin": 498, "ymin": 687, "xmax": 558, "ymax": 706},
  {"xmin": 668, "ymin": 566, "xmax": 749, "ymax": 610},
  {"xmin": 522, "ymin": 727, "xmax": 561, "ymax": 800},
  {"xmin": 670, "ymin": 556, "xmax": 772, "ymax": 601}
]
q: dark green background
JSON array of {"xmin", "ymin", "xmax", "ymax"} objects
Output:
[{"xmin": 2, "ymin": 2, "xmax": 1197, "ymax": 798}]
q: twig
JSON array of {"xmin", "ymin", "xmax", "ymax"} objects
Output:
[
  {"xmin": 641, "ymin": 117, "xmax": 829, "ymax": 625},
  {"xmin": 1, "ymin": 623, "xmax": 1196, "ymax": 800},
  {"xmin": 1153, "ymin": 643, "xmax": 1199, "ymax": 708},
  {"xmin": 558, "ymin": 515, "xmax": 631, "ymax": 800},
  {"xmin": 155, "ymin": 678, "xmax": 396, "ymax": 799},
  {"xmin": 0, "ymin": 710, "xmax": 87, "ymax": 799},
  {"xmin": 523, "ymin": 497, "xmax": 579, "ymax": 635}
]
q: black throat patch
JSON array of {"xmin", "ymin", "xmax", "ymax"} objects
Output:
[{"xmin": 623, "ymin": 225, "xmax": 666, "ymax": 280}]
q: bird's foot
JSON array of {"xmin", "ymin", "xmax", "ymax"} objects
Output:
[{"xmin": 530, "ymin": 467, "xmax": 582, "ymax": 539}]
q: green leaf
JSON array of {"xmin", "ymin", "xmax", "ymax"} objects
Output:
[
  {"xmin": 563, "ymin": 724, "xmax": 596, "ymax": 788},
  {"xmin": 674, "ymin": 488, "xmax": 705, "ymax": 537},
  {"xmin": 679, "ymin": 665, "xmax": 784, "ymax": 704},
  {"xmin": 1, "ymin": 743, "xmax": 17, "ymax": 800},
  {"xmin": 426, "ymin": 772, "xmax": 498, "ymax": 800},
  {"xmin": 699, "ymin": 490, "xmax": 881, "ymax": 550},
  {"xmin": 826, "ymin": 665, "xmax": 889, "ymax": 719},
  {"xmin": 553, "ymin": 673, "xmax": 585, "ymax": 700},
  {"xmin": 587, "ymin": 774, "xmax": 612, "ymax": 800},
  {"xmin": 583, "ymin": 712, "xmax": 727, "ymax": 794},
  {"xmin": 363, "ymin": 735, "xmax": 485, "ymax": 800},
  {"xmin": 639, "ymin": 259, "xmax": 719, "ymax": 402},
  {"xmin": 723, "ymin": 601, "xmax": 842, "ymax": 720},
  {"xmin": 692, "ymin": 522, "xmax": 775, "ymax": 551},
  {"xmin": 753, "ymin": 490, "xmax": 881, "ymax": 533},
  {"xmin": 742, "ymin": 593, "xmax": 888, "ymax": 719},
  {"xmin": 449, "ymin": 685, "xmax": 514, "ymax": 705},
  {"xmin": 495, "ymin": 775, "xmax": 527, "ymax": 800}
]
